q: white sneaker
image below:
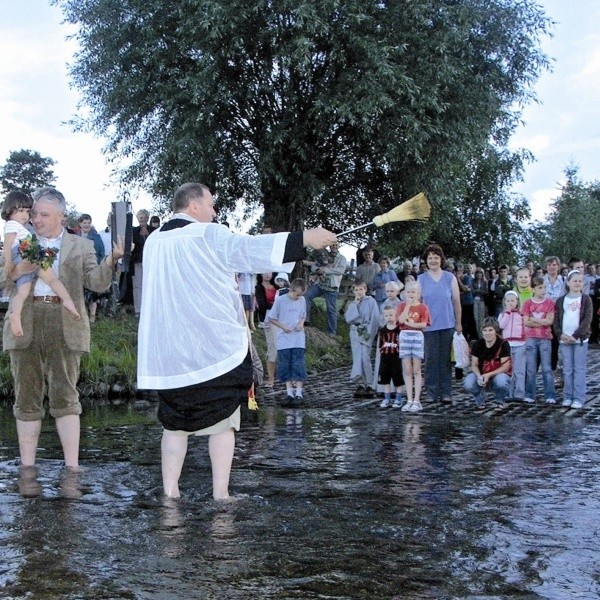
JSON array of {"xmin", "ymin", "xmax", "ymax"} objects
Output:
[
  {"xmin": 401, "ymin": 401, "xmax": 414, "ymax": 412},
  {"xmin": 392, "ymin": 398, "xmax": 403, "ymax": 409},
  {"xmin": 410, "ymin": 401, "xmax": 423, "ymax": 412},
  {"xmin": 545, "ymin": 398, "xmax": 556, "ymax": 405},
  {"xmin": 380, "ymin": 399, "xmax": 391, "ymax": 408},
  {"xmin": 571, "ymin": 401, "xmax": 584, "ymax": 409},
  {"xmin": 524, "ymin": 398, "xmax": 535, "ymax": 404},
  {"xmin": 562, "ymin": 399, "xmax": 572, "ymax": 407}
]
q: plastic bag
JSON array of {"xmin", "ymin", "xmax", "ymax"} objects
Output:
[{"xmin": 453, "ymin": 332, "xmax": 470, "ymax": 368}]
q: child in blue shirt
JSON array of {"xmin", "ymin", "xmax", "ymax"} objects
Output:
[
  {"xmin": 345, "ymin": 279, "xmax": 380, "ymax": 397},
  {"xmin": 269, "ymin": 278, "xmax": 308, "ymax": 407}
]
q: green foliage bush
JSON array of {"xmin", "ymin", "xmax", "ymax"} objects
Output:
[{"xmin": 0, "ymin": 303, "xmax": 351, "ymax": 400}]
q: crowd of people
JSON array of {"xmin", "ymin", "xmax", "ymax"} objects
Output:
[{"xmin": 287, "ymin": 243, "xmax": 597, "ymax": 414}]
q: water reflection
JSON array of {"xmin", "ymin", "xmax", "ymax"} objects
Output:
[
  {"xmin": 1, "ymin": 401, "xmax": 600, "ymax": 598},
  {"xmin": 2, "ymin": 465, "xmax": 90, "ymax": 598}
]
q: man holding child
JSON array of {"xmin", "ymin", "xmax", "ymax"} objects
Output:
[{"xmin": 2, "ymin": 187, "xmax": 124, "ymax": 474}]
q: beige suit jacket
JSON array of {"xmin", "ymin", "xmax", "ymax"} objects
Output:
[{"xmin": 2, "ymin": 232, "xmax": 113, "ymax": 352}]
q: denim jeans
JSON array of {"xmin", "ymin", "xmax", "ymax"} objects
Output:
[
  {"xmin": 304, "ymin": 284, "xmax": 339, "ymax": 335},
  {"xmin": 560, "ymin": 341, "xmax": 588, "ymax": 405},
  {"xmin": 525, "ymin": 338, "xmax": 556, "ymax": 400},
  {"xmin": 509, "ymin": 343, "xmax": 526, "ymax": 399},
  {"xmin": 464, "ymin": 372, "xmax": 510, "ymax": 405},
  {"xmin": 423, "ymin": 328, "xmax": 454, "ymax": 400}
]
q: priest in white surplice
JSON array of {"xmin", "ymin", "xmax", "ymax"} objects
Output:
[{"xmin": 137, "ymin": 182, "xmax": 337, "ymax": 500}]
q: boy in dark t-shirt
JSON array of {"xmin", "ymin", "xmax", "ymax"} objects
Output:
[
  {"xmin": 464, "ymin": 317, "xmax": 511, "ymax": 408},
  {"xmin": 378, "ymin": 305, "xmax": 404, "ymax": 408}
]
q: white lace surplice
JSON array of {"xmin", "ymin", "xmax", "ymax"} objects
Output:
[{"xmin": 137, "ymin": 222, "xmax": 294, "ymax": 389}]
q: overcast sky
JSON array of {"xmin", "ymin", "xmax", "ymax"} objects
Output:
[{"xmin": 0, "ymin": 0, "xmax": 598, "ymax": 233}]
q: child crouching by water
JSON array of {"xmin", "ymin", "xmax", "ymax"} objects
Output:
[
  {"xmin": 397, "ymin": 281, "xmax": 431, "ymax": 412},
  {"xmin": 464, "ymin": 317, "xmax": 511, "ymax": 409}
]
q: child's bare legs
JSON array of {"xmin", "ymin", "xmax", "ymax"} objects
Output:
[
  {"xmin": 294, "ymin": 381, "xmax": 304, "ymax": 397},
  {"xmin": 413, "ymin": 358, "xmax": 423, "ymax": 403},
  {"xmin": 38, "ymin": 269, "xmax": 80, "ymax": 320},
  {"xmin": 161, "ymin": 429, "xmax": 189, "ymax": 498},
  {"xmin": 10, "ymin": 281, "xmax": 32, "ymax": 336},
  {"xmin": 402, "ymin": 358, "xmax": 414, "ymax": 403}
]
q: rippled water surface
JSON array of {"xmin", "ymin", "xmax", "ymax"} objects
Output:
[{"xmin": 1, "ymin": 389, "xmax": 600, "ymax": 599}]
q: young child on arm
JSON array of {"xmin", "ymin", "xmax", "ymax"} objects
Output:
[
  {"xmin": 377, "ymin": 305, "xmax": 404, "ymax": 408},
  {"xmin": 498, "ymin": 290, "xmax": 526, "ymax": 401},
  {"xmin": 269, "ymin": 278, "xmax": 308, "ymax": 407},
  {"xmin": 521, "ymin": 276, "xmax": 556, "ymax": 404},
  {"xmin": 2, "ymin": 190, "xmax": 80, "ymax": 337},
  {"xmin": 397, "ymin": 281, "xmax": 431, "ymax": 412},
  {"xmin": 345, "ymin": 280, "xmax": 380, "ymax": 398}
]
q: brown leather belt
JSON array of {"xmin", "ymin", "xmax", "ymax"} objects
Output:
[{"xmin": 32, "ymin": 295, "xmax": 61, "ymax": 304}]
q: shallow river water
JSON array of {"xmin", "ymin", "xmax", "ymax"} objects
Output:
[{"xmin": 1, "ymin": 386, "xmax": 600, "ymax": 599}]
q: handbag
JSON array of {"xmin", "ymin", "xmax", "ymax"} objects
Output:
[{"xmin": 482, "ymin": 344, "xmax": 511, "ymax": 376}]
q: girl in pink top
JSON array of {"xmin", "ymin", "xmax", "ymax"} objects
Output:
[
  {"xmin": 498, "ymin": 290, "xmax": 525, "ymax": 400},
  {"xmin": 521, "ymin": 276, "xmax": 556, "ymax": 403}
]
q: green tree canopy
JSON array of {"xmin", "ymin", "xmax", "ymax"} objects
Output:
[
  {"xmin": 430, "ymin": 146, "xmax": 533, "ymax": 266},
  {"xmin": 537, "ymin": 166, "xmax": 600, "ymax": 263},
  {"xmin": 1, "ymin": 149, "xmax": 57, "ymax": 196},
  {"xmin": 56, "ymin": 0, "xmax": 550, "ymax": 256}
]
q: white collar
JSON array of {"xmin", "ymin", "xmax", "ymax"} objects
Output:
[
  {"xmin": 171, "ymin": 212, "xmax": 199, "ymax": 223},
  {"xmin": 38, "ymin": 228, "xmax": 64, "ymax": 245}
]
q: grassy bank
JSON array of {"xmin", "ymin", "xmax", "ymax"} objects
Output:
[
  {"xmin": 0, "ymin": 298, "xmax": 351, "ymax": 400},
  {"xmin": 0, "ymin": 313, "xmax": 139, "ymax": 400}
]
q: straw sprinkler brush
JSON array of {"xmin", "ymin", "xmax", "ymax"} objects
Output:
[{"xmin": 337, "ymin": 192, "xmax": 431, "ymax": 238}]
